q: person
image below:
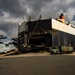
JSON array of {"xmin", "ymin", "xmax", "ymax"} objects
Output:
[
  {"xmin": 59, "ymin": 13, "xmax": 65, "ymax": 23},
  {"xmin": 56, "ymin": 13, "xmax": 65, "ymax": 23}
]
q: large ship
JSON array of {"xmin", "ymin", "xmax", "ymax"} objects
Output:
[{"xmin": 18, "ymin": 17, "xmax": 75, "ymax": 54}]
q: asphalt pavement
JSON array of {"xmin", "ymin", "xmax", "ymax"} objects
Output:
[{"xmin": 0, "ymin": 55, "xmax": 75, "ymax": 75}]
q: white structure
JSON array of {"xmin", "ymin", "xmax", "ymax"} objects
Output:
[
  {"xmin": 0, "ymin": 43, "xmax": 16, "ymax": 53},
  {"xmin": 52, "ymin": 18, "xmax": 75, "ymax": 35}
]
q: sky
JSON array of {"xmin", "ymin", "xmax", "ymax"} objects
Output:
[{"xmin": 0, "ymin": 0, "xmax": 75, "ymax": 43}]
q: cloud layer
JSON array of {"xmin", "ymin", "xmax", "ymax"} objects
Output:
[{"xmin": 0, "ymin": 0, "xmax": 75, "ymax": 38}]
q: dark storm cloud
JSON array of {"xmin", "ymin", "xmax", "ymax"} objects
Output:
[
  {"xmin": 0, "ymin": 22, "xmax": 17, "ymax": 33},
  {"xmin": 20, "ymin": 0, "xmax": 54, "ymax": 19},
  {"xmin": 73, "ymin": 15, "xmax": 75, "ymax": 20},
  {"xmin": 24, "ymin": 0, "xmax": 53, "ymax": 12},
  {"xmin": 0, "ymin": 22, "xmax": 18, "ymax": 38},
  {"xmin": 0, "ymin": 10, "xmax": 4, "ymax": 16},
  {"xmin": 69, "ymin": 1, "xmax": 75, "ymax": 8},
  {"xmin": 0, "ymin": 0, "xmax": 75, "ymax": 18},
  {"xmin": 0, "ymin": 0, "xmax": 26, "ymax": 17},
  {"xmin": 0, "ymin": 0, "xmax": 53, "ymax": 18},
  {"xmin": 53, "ymin": 0, "xmax": 75, "ymax": 12}
]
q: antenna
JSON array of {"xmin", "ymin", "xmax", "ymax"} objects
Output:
[
  {"xmin": 28, "ymin": 16, "xmax": 31, "ymax": 21},
  {"xmin": 39, "ymin": 15, "xmax": 41, "ymax": 20},
  {"xmin": 65, "ymin": 15, "xmax": 70, "ymax": 25}
]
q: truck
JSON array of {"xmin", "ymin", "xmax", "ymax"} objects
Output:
[{"xmin": 18, "ymin": 18, "xmax": 75, "ymax": 54}]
